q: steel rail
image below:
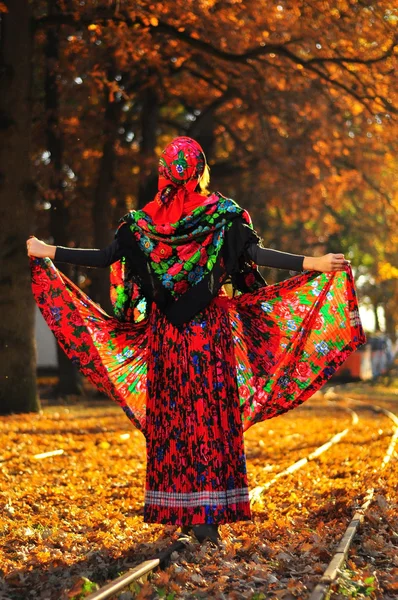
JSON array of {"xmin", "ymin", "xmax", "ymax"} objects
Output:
[
  {"xmin": 249, "ymin": 404, "xmax": 359, "ymax": 504},
  {"xmin": 309, "ymin": 391, "xmax": 398, "ymax": 600},
  {"xmin": 85, "ymin": 541, "xmax": 186, "ymax": 600}
]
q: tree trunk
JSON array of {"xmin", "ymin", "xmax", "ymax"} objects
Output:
[
  {"xmin": 373, "ymin": 302, "xmax": 381, "ymax": 332},
  {"xmin": 0, "ymin": 0, "xmax": 40, "ymax": 414},
  {"xmin": 137, "ymin": 82, "xmax": 159, "ymax": 209},
  {"xmin": 384, "ymin": 295, "xmax": 397, "ymax": 343},
  {"xmin": 90, "ymin": 83, "xmax": 122, "ymax": 313},
  {"xmin": 187, "ymin": 109, "xmax": 216, "ymax": 160},
  {"xmin": 384, "ymin": 307, "xmax": 396, "ymax": 344},
  {"xmin": 45, "ymin": 4, "xmax": 83, "ymax": 395}
]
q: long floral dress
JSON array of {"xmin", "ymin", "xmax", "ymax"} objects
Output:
[{"xmin": 30, "ymin": 249, "xmax": 365, "ymax": 525}]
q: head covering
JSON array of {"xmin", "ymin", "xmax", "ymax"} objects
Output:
[{"xmin": 142, "ymin": 136, "xmax": 207, "ymax": 225}]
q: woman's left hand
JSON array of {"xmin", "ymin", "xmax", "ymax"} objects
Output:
[
  {"xmin": 303, "ymin": 253, "xmax": 350, "ymax": 272},
  {"xmin": 26, "ymin": 236, "xmax": 56, "ymax": 259}
]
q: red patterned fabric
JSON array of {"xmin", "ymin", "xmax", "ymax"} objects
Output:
[
  {"xmin": 144, "ymin": 298, "xmax": 251, "ymax": 525},
  {"xmin": 31, "ymin": 256, "xmax": 365, "ymax": 525},
  {"xmin": 142, "ymin": 136, "xmax": 207, "ymax": 225}
]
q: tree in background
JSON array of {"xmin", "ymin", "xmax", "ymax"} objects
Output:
[
  {"xmin": 33, "ymin": 0, "xmax": 397, "ymax": 269},
  {"xmin": 43, "ymin": 0, "xmax": 83, "ymax": 394},
  {"xmin": 0, "ymin": 0, "xmax": 40, "ymax": 414},
  {"xmin": 1, "ymin": 1, "xmax": 397, "ymax": 413}
]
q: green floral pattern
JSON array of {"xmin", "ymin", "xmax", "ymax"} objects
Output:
[{"xmin": 110, "ymin": 192, "xmax": 255, "ymax": 321}]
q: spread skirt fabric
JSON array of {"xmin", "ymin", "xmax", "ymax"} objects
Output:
[{"xmin": 30, "ymin": 258, "xmax": 366, "ymax": 525}]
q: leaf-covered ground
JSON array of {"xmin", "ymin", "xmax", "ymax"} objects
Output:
[{"xmin": 0, "ymin": 379, "xmax": 397, "ymax": 600}]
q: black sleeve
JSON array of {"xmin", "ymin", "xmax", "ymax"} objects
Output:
[
  {"xmin": 54, "ymin": 223, "xmax": 132, "ymax": 268},
  {"xmin": 54, "ymin": 238, "xmax": 123, "ymax": 267},
  {"xmin": 245, "ymin": 243, "xmax": 304, "ymax": 272}
]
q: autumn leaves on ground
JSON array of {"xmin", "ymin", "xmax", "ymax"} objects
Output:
[
  {"xmin": 2, "ymin": 0, "xmax": 398, "ymax": 419},
  {"xmin": 1, "ymin": 377, "xmax": 397, "ymax": 600}
]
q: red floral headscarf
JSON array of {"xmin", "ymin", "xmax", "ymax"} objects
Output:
[{"xmin": 142, "ymin": 136, "xmax": 208, "ymax": 225}]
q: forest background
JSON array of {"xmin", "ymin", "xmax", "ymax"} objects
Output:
[{"xmin": 0, "ymin": 0, "xmax": 397, "ymax": 413}]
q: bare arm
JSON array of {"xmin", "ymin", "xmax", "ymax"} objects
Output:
[
  {"xmin": 26, "ymin": 237, "xmax": 56, "ymax": 259},
  {"xmin": 302, "ymin": 254, "xmax": 349, "ymax": 272}
]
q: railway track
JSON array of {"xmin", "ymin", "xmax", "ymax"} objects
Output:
[
  {"xmin": 308, "ymin": 389, "xmax": 398, "ymax": 600},
  {"xmin": 249, "ymin": 404, "xmax": 359, "ymax": 505},
  {"xmin": 81, "ymin": 392, "xmax": 397, "ymax": 600},
  {"xmin": 84, "ymin": 541, "xmax": 186, "ymax": 600}
]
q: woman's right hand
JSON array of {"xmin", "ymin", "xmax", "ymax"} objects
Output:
[
  {"xmin": 26, "ymin": 236, "xmax": 56, "ymax": 259},
  {"xmin": 303, "ymin": 253, "xmax": 350, "ymax": 273}
]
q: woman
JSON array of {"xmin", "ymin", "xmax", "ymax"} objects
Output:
[{"xmin": 27, "ymin": 137, "xmax": 365, "ymax": 544}]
